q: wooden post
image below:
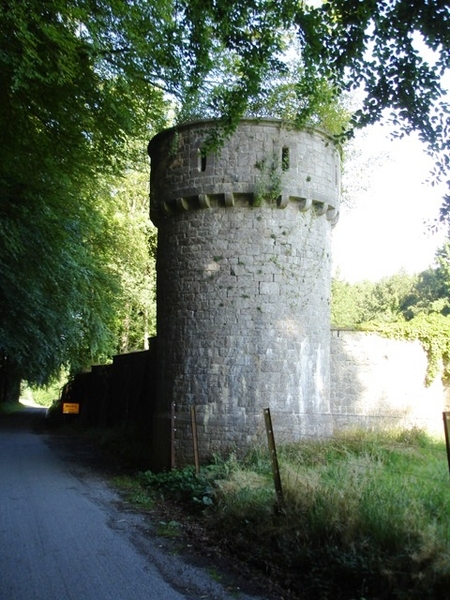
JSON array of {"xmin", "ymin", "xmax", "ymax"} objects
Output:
[
  {"xmin": 443, "ymin": 412, "xmax": 450, "ymax": 479},
  {"xmin": 170, "ymin": 402, "xmax": 176, "ymax": 470},
  {"xmin": 190, "ymin": 405, "xmax": 200, "ymax": 475},
  {"xmin": 264, "ymin": 408, "xmax": 283, "ymax": 504}
]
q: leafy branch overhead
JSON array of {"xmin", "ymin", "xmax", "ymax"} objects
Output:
[
  {"xmin": 296, "ymin": 0, "xmax": 449, "ymax": 208},
  {"xmin": 88, "ymin": 1, "xmax": 449, "ymax": 208},
  {"xmin": 181, "ymin": 0, "xmax": 449, "ymax": 200}
]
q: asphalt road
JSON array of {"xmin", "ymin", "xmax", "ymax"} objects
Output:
[{"xmin": 0, "ymin": 407, "xmax": 267, "ymax": 600}]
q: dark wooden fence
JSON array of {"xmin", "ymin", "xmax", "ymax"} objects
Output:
[{"xmin": 60, "ymin": 338, "xmax": 158, "ymax": 430}]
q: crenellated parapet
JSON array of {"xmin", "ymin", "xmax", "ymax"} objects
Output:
[{"xmin": 148, "ymin": 119, "xmax": 340, "ymax": 226}]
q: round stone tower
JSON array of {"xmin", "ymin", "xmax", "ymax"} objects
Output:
[{"xmin": 148, "ymin": 119, "xmax": 340, "ymax": 467}]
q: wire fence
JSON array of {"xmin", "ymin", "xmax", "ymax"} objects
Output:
[{"xmin": 174, "ymin": 405, "xmax": 450, "ymax": 493}]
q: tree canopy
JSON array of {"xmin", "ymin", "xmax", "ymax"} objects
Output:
[
  {"xmin": 296, "ymin": 0, "xmax": 450, "ymax": 214},
  {"xmin": 168, "ymin": 1, "xmax": 450, "ymax": 178},
  {"xmin": 2, "ymin": 0, "xmax": 448, "ymax": 182},
  {"xmin": 0, "ymin": 0, "xmax": 165, "ymax": 396}
]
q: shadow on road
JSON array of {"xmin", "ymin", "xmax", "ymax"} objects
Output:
[{"xmin": 0, "ymin": 403, "xmax": 47, "ymax": 431}]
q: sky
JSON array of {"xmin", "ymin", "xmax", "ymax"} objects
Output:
[{"xmin": 331, "ymin": 124, "xmax": 447, "ymax": 283}]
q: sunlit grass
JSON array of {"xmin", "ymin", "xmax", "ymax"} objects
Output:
[{"xmin": 140, "ymin": 428, "xmax": 450, "ymax": 599}]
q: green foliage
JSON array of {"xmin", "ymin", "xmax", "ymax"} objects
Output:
[
  {"xmin": 135, "ymin": 433, "xmax": 450, "ymax": 599},
  {"xmin": 331, "ymin": 271, "xmax": 418, "ymax": 328},
  {"xmin": 0, "ymin": 402, "xmax": 27, "ymax": 415},
  {"xmin": 298, "ymin": 1, "xmax": 449, "ymax": 194},
  {"xmin": 181, "ymin": 0, "xmax": 449, "ymax": 213},
  {"xmin": 201, "ymin": 432, "xmax": 450, "ymax": 600},
  {"xmin": 253, "ymin": 157, "xmax": 283, "ymax": 205},
  {"xmin": 87, "ymin": 423, "xmax": 450, "ymax": 600},
  {"xmin": 365, "ymin": 272, "xmax": 420, "ymax": 323},
  {"xmin": 141, "ymin": 467, "xmax": 215, "ymax": 509},
  {"xmin": 175, "ymin": 0, "xmax": 449, "ymax": 176},
  {"xmin": 2, "ymin": 0, "xmax": 449, "ymax": 395},
  {"xmin": 402, "ymin": 243, "xmax": 450, "ymax": 319},
  {"xmin": 102, "ymin": 161, "xmax": 157, "ymax": 353},
  {"xmin": 112, "ymin": 475, "xmax": 156, "ymax": 511},
  {"xmin": 331, "ymin": 275, "xmax": 372, "ymax": 328},
  {"xmin": 362, "ymin": 313, "xmax": 450, "ymax": 385},
  {"xmin": 179, "ymin": 35, "xmax": 352, "ymax": 143},
  {"xmin": 0, "ymin": 1, "xmax": 164, "ymax": 390},
  {"xmin": 23, "ymin": 376, "xmax": 67, "ymax": 407}
]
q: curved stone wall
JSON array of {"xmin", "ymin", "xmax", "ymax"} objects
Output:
[{"xmin": 148, "ymin": 119, "xmax": 341, "ymax": 465}]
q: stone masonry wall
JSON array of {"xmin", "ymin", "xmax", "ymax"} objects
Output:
[
  {"xmin": 148, "ymin": 119, "xmax": 341, "ymax": 466},
  {"xmin": 330, "ymin": 330, "xmax": 445, "ymax": 436}
]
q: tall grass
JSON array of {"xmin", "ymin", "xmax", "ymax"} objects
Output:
[
  {"xmin": 143, "ymin": 429, "xmax": 450, "ymax": 599},
  {"xmin": 265, "ymin": 430, "xmax": 450, "ymax": 598}
]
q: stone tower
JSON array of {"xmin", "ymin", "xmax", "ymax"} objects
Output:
[{"xmin": 148, "ymin": 119, "xmax": 340, "ymax": 467}]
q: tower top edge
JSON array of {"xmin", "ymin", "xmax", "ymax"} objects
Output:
[{"xmin": 148, "ymin": 118, "xmax": 338, "ymax": 155}]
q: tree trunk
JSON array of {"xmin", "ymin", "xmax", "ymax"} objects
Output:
[{"xmin": 0, "ymin": 355, "xmax": 21, "ymax": 404}]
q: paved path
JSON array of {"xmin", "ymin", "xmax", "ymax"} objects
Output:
[{"xmin": 0, "ymin": 408, "xmax": 265, "ymax": 600}]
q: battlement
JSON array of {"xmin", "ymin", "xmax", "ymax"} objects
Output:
[{"xmin": 148, "ymin": 119, "xmax": 340, "ymax": 226}]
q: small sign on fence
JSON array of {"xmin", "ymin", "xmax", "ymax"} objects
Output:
[{"xmin": 62, "ymin": 402, "xmax": 80, "ymax": 415}]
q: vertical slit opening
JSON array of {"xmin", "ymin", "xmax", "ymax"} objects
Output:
[
  {"xmin": 282, "ymin": 146, "xmax": 290, "ymax": 171},
  {"xmin": 198, "ymin": 149, "xmax": 207, "ymax": 172}
]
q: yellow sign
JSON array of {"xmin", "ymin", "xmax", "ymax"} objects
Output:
[{"xmin": 62, "ymin": 403, "xmax": 80, "ymax": 415}]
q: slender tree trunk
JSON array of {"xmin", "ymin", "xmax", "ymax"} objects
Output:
[
  {"xmin": 0, "ymin": 355, "xmax": 21, "ymax": 404},
  {"xmin": 143, "ymin": 308, "xmax": 149, "ymax": 350},
  {"xmin": 119, "ymin": 303, "xmax": 131, "ymax": 354}
]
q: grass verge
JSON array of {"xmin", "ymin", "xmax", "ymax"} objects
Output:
[
  {"xmin": 122, "ymin": 428, "xmax": 450, "ymax": 600},
  {"xmin": 0, "ymin": 401, "xmax": 27, "ymax": 415}
]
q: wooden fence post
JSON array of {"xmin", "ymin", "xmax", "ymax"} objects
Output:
[
  {"xmin": 264, "ymin": 407, "xmax": 283, "ymax": 504},
  {"xmin": 170, "ymin": 402, "xmax": 176, "ymax": 470},
  {"xmin": 443, "ymin": 412, "xmax": 450, "ymax": 479},
  {"xmin": 190, "ymin": 405, "xmax": 200, "ymax": 475}
]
